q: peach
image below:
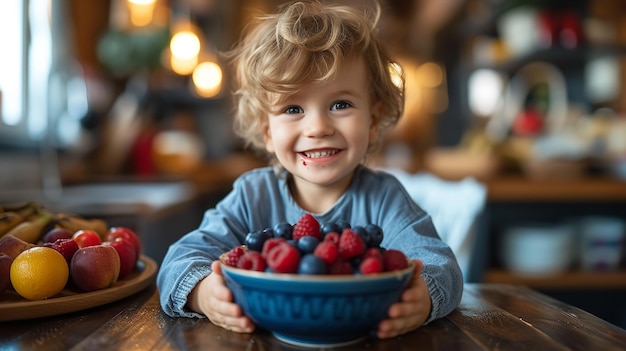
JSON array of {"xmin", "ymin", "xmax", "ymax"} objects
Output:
[
  {"xmin": 0, "ymin": 235, "xmax": 35, "ymax": 260},
  {"xmin": 70, "ymin": 245, "xmax": 120, "ymax": 292}
]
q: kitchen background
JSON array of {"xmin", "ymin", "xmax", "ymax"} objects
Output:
[{"xmin": 1, "ymin": 0, "xmax": 625, "ymax": 328}]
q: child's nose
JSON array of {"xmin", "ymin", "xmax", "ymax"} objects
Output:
[{"xmin": 303, "ymin": 112, "xmax": 334, "ymax": 137}]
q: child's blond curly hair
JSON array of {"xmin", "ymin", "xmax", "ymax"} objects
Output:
[{"xmin": 225, "ymin": 0, "xmax": 405, "ymax": 162}]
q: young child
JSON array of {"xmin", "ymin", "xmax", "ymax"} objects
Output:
[{"xmin": 157, "ymin": 0, "xmax": 463, "ymax": 339}]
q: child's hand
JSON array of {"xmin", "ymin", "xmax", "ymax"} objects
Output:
[
  {"xmin": 187, "ymin": 261, "xmax": 255, "ymax": 333},
  {"xmin": 376, "ymin": 259, "xmax": 431, "ymax": 339}
]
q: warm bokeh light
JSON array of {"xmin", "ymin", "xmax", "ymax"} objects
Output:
[
  {"xmin": 192, "ymin": 61, "xmax": 222, "ymax": 98},
  {"xmin": 127, "ymin": 0, "xmax": 156, "ymax": 27},
  {"xmin": 170, "ymin": 55, "xmax": 198, "ymax": 76},
  {"xmin": 170, "ymin": 31, "xmax": 201, "ymax": 60},
  {"xmin": 416, "ymin": 62, "xmax": 444, "ymax": 88}
]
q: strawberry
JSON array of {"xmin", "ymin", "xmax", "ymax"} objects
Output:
[
  {"xmin": 223, "ymin": 246, "xmax": 245, "ymax": 267},
  {"xmin": 292, "ymin": 214, "xmax": 321, "ymax": 241},
  {"xmin": 313, "ymin": 241, "xmax": 338, "ymax": 265},
  {"xmin": 383, "ymin": 249, "xmax": 408, "ymax": 271},
  {"xmin": 360, "ymin": 256, "xmax": 383, "ymax": 274},
  {"xmin": 338, "ymin": 229, "xmax": 366, "ymax": 260},
  {"xmin": 266, "ymin": 242, "xmax": 300, "ymax": 273},
  {"xmin": 237, "ymin": 251, "xmax": 266, "ymax": 271}
]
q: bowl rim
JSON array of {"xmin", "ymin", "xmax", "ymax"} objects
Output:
[{"xmin": 220, "ymin": 253, "xmax": 415, "ymax": 282}]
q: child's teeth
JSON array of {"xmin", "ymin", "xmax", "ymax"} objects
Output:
[{"xmin": 305, "ymin": 150, "xmax": 336, "ymax": 158}]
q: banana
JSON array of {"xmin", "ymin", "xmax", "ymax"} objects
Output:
[
  {"xmin": 4, "ymin": 211, "xmax": 54, "ymax": 243},
  {"xmin": 0, "ymin": 212, "xmax": 26, "ymax": 237},
  {"xmin": 55, "ymin": 213, "xmax": 108, "ymax": 239}
]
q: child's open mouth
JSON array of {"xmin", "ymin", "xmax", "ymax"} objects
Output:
[{"xmin": 300, "ymin": 149, "xmax": 340, "ymax": 159}]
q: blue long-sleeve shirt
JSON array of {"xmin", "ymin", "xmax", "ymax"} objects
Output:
[{"xmin": 157, "ymin": 166, "xmax": 463, "ymax": 324}]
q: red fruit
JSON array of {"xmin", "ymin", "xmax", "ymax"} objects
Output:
[
  {"xmin": 0, "ymin": 253, "xmax": 13, "ymax": 293},
  {"xmin": 72, "ymin": 230, "xmax": 102, "ymax": 248},
  {"xmin": 223, "ymin": 247, "xmax": 245, "ymax": 267},
  {"xmin": 323, "ymin": 232, "xmax": 340, "ymax": 245},
  {"xmin": 70, "ymin": 245, "xmax": 121, "ymax": 292},
  {"xmin": 328, "ymin": 258, "xmax": 353, "ymax": 275},
  {"xmin": 363, "ymin": 247, "xmax": 383, "ymax": 260},
  {"xmin": 360, "ymin": 256, "xmax": 383, "ymax": 274},
  {"xmin": 292, "ymin": 214, "xmax": 321, "ymax": 241},
  {"xmin": 261, "ymin": 237, "xmax": 286, "ymax": 258},
  {"xmin": 106, "ymin": 227, "xmax": 141, "ymax": 258},
  {"xmin": 383, "ymin": 249, "xmax": 409, "ymax": 271},
  {"xmin": 42, "ymin": 228, "xmax": 73, "ymax": 243},
  {"xmin": 266, "ymin": 242, "xmax": 300, "ymax": 273},
  {"xmin": 103, "ymin": 239, "xmax": 137, "ymax": 279},
  {"xmin": 313, "ymin": 241, "xmax": 338, "ymax": 265},
  {"xmin": 338, "ymin": 229, "xmax": 365, "ymax": 260},
  {"xmin": 43, "ymin": 238, "xmax": 79, "ymax": 264},
  {"xmin": 237, "ymin": 251, "xmax": 266, "ymax": 271}
]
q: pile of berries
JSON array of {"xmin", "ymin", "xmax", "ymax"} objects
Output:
[{"xmin": 222, "ymin": 214, "xmax": 409, "ymax": 275}]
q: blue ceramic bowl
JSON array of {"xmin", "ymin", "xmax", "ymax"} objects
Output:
[{"xmin": 220, "ymin": 259, "xmax": 414, "ymax": 348}]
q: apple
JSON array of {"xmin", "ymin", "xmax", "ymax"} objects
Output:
[
  {"xmin": 42, "ymin": 228, "xmax": 74, "ymax": 244},
  {"xmin": 103, "ymin": 238, "xmax": 137, "ymax": 279},
  {"xmin": 72, "ymin": 230, "xmax": 102, "ymax": 248},
  {"xmin": 44, "ymin": 238, "xmax": 79, "ymax": 264},
  {"xmin": 106, "ymin": 227, "xmax": 141, "ymax": 258},
  {"xmin": 0, "ymin": 235, "xmax": 35, "ymax": 260},
  {"xmin": 70, "ymin": 245, "xmax": 120, "ymax": 292},
  {"xmin": 0, "ymin": 253, "xmax": 13, "ymax": 293}
]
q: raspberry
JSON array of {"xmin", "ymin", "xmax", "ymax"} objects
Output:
[
  {"xmin": 359, "ymin": 256, "xmax": 383, "ymax": 274},
  {"xmin": 363, "ymin": 247, "xmax": 383, "ymax": 260},
  {"xmin": 237, "ymin": 251, "xmax": 266, "ymax": 271},
  {"xmin": 261, "ymin": 237, "xmax": 287, "ymax": 258},
  {"xmin": 383, "ymin": 249, "xmax": 409, "ymax": 271},
  {"xmin": 323, "ymin": 232, "xmax": 340, "ymax": 245},
  {"xmin": 328, "ymin": 258, "xmax": 353, "ymax": 274},
  {"xmin": 223, "ymin": 246, "xmax": 245, "ymax": 267},
  {"xmin": 313, "ymin": 241, "xmax": 338, "ymax": 264},
  {"xmin": 338, "ymin": 229, "xmax": 366, "ymax": 260},
  {"xmin": 266, "ymin": 242, "xmax": 300, "ymax": 273},
  {"xmin": 292, "ymin": 214, "xmax": 321, "ymax": 241}
]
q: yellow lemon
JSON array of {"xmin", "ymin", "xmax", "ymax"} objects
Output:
[{"xmin": 10, "ymin": 246, "xmax": 69, "ymax": 300}]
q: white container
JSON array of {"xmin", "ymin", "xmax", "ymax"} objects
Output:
[
  {"xmin": 579, "ymin": 217, "xmax": 625, "ymax": 271},
  {"xmin": 501, "ymin": 223, "xmax": 574, "ymax": 276}
]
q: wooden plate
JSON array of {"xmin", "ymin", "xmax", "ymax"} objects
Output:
[{"xmin": 0, "ymin": 255, "xmax": 158, "ymax": 321}]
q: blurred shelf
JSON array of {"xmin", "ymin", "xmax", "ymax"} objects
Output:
[
  {"xmin": 486, "ymin": 176, "xmax": 626, "ymax": 202},
  {"xmin": 485, "ymin": 269, "xmax": 626, "ymax": 290}
]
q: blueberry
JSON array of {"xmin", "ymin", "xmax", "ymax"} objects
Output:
[
  {"xmin": 365, "ymin": 224, "xmax": 384, "ymax": 247},
  {"xmin": 262, "ymin": 227, "xmax": 274, "ymax": 237},
  {"xmin": 298, "ymin": 254, "xmax": 328, "ymax": 274},
  {"xmin": 245, "ymin": 230, "xmax": 271, "ymax": 252},
  {"xmin": 321, "ymin": 222, "xmax": 341, "ymax": 236},
  {"xmin": 273, "ymin": 222, "xmax": 293, "ymax": 240},
  {"xmin": 335, "ymin": 220, "xmax": 351, "ymax": 231},
  {"xmin": 297, "ymin": 236, "xmax": 320, "ymax": 254}
]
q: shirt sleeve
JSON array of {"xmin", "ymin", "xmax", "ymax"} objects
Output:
[
  {"xmin": 374, "ymin": 175, "xmax": 464, "ymax": 324},
  {"xmin": 156, "ymin": 179, "xmax": 251, "ymax": 318}
]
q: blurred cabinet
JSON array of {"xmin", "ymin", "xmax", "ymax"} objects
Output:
[{"xmin": 476, "ymin": 176, "xmax": 626, "ymax": 328}]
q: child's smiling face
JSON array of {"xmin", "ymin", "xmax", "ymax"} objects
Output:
[{"xmin": 264, "ymin": 57, "xmax": 379, "ymax": 192}]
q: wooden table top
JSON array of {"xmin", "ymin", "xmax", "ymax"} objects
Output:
[{"xmin": 1, "ymin": 283, "xmax": 625, "ymax": 351}]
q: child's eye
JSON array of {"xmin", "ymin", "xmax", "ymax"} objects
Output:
[
  {"xmin": 284, "ymin": 106, "xmax": 303, "ymax": 114},
  {"xmin": 331, "ymin": 101, "xmax": 352, "ymax": 110}
]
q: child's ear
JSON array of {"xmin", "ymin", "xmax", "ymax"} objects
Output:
[
  {"xmin": 369, "ymin": 101, "xmax": 384, "ymax": 143},
  {"xmin": 263, "ymin": 125, "xmax": 275, "ymax": 153}
]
